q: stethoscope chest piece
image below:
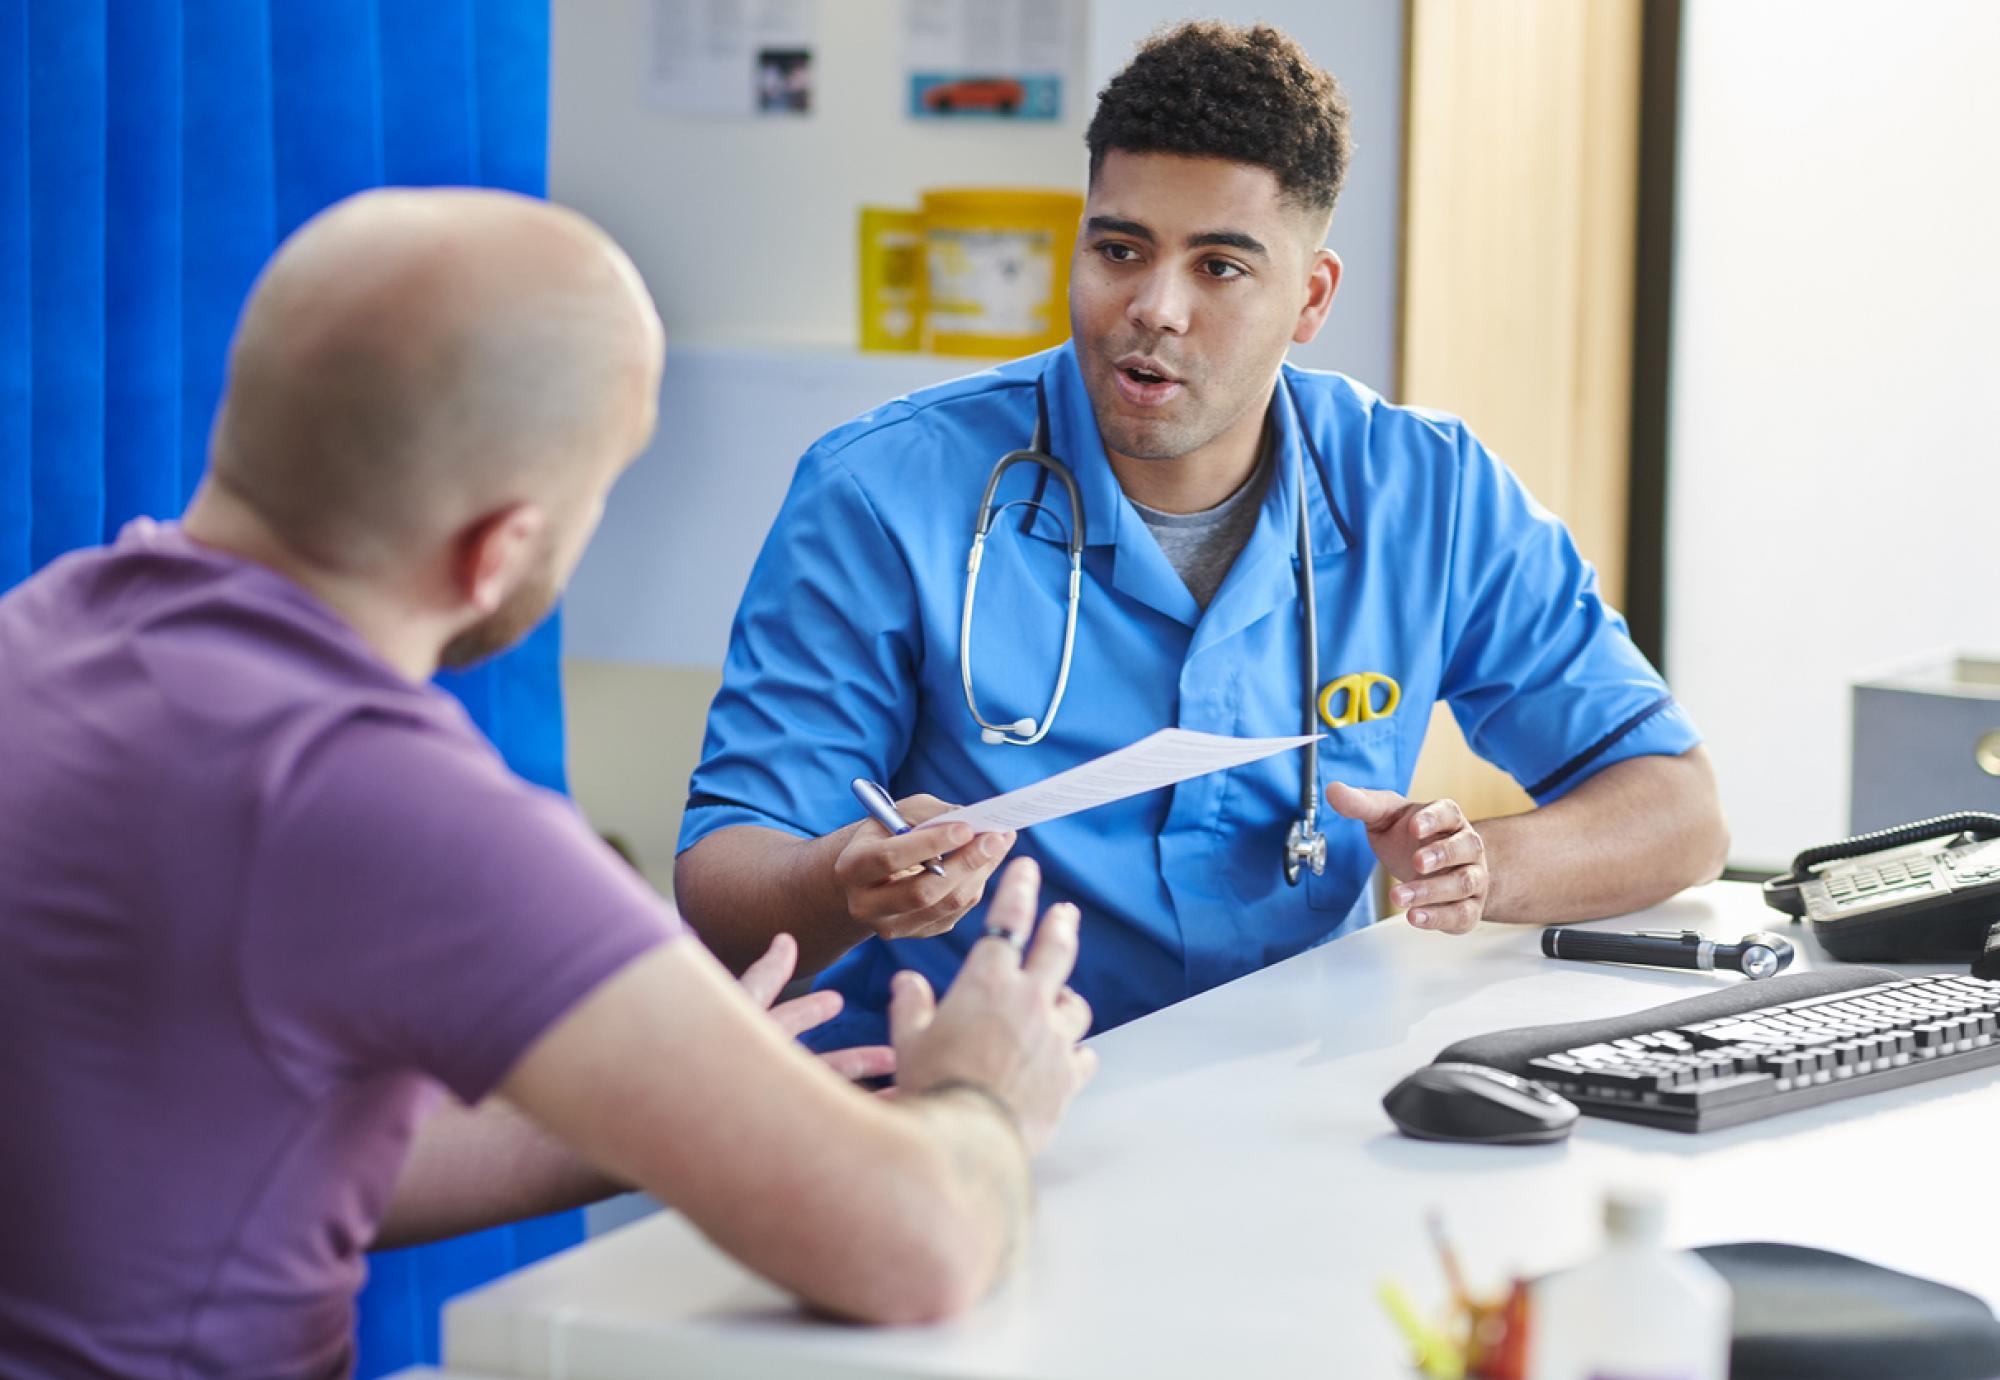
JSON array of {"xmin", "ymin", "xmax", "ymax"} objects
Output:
[{"xmin": 1284, "ymin": 818, "xmax": 1328, "ymax": 885}]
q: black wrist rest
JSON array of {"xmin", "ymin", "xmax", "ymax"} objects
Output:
[{"xmin": 1434, "ymin": 966, "xmax": 1903, "ymax": 1077}]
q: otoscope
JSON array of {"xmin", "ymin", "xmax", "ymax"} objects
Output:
[{"xmin": 1541, "ymin": 927, "xmax": 1796, "ymax": 980}]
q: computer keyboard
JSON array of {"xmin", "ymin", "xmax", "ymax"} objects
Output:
[{"xmin": 1521, "ymin": 973, "xmax": 2000, "ymax": 1132}]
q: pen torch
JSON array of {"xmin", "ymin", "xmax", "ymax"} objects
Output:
[{"xmin": 1541, "ymin": 927, "xmax": 1795, "ymax": 980}]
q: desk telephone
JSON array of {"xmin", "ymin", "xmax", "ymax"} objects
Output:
[{"xmin": 1762, "ymin": 812, "xmax": 2000, "ymax": 976}]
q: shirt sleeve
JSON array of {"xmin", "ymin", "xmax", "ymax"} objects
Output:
[
  {"xmin": 240, "ymin": 711, "xmax": 682, "ymax": 1104},
  {"xmin": 1437, "ymin": 425, "xmax": 1702, "ymax": 803},
  {"xmin": 678, "ymin": 445, "xmax": 923, "ymax": 849}
]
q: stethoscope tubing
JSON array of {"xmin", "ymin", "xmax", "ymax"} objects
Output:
[
  {"xmin": 960, "ymin": 443, "xmax": 1084, "ymax": 747},
  {"xmin": 959, "ymin": 370, "xmax": 1328, "ymax": 881}
]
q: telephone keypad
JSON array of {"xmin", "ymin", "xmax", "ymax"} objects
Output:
[{"xmin": 1802, "ymin": 836, "xmax": 1993, "ymax": 919}]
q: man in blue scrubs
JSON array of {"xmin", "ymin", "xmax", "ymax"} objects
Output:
[{"xmin": 676, "ymin": 21, "xmax": 1729, "ymax": 1048}]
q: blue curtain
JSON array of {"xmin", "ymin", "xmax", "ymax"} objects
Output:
[{"xmin": 1, "ymin": 2, "xmax": 576, "ymax": 1374}]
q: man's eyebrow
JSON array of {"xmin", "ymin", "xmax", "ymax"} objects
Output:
[
  {"xmin": 1085, "ymin": 218, "xmax": 1270, "ymax": 260},
  {"xmin": 1187, "ymin": 230, "xmax": 1268, "ymax": 259},
  {"xmin": 1086, "ymin": 216, "xmax": 1154, "ymax": 242}
]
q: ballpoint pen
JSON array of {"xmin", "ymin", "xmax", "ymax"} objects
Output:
[{"xmin": 850, "ymin": 778, "xmax": 948, "ymax": 877}]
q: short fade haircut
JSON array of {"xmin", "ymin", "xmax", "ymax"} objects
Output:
[{"xmin": 1085, "ymin": 21, "xmax": 1352, "ymax": 218}]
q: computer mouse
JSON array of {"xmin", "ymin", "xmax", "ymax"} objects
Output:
[{"xmin": 1382, "ymin": 1061, "xmax": 1578, "ymax": 1145}]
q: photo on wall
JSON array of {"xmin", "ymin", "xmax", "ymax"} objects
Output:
[{"xmin": 902, "ymin": 0, "xmax": 1073, "ymax": 122}]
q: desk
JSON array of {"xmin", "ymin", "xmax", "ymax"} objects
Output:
[{"xmin": 445, "ymin": 882, "xmax": 1999, "ymax": 1378}]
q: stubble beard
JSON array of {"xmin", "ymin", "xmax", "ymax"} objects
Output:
[
  {"xmin": 1084, "ymin": 364, "xmax": 1210, "ymax": 462},
  {"xmin": 439, "ymin": 563, "xmax": 560, "ymax": 670}
]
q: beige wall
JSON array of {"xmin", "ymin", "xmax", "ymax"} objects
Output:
[
  {"xmin": 1399, "ymin": 0, "xmax": 1644, "ymax": 825},
  {"xmin": 563, "ymin": 660, "xmax": 721, "ymax": 897}
]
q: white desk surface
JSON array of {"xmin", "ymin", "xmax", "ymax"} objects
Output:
[{"xmin": 445, "ymin": 882, "xmax": 2000, "ymax": 1379}]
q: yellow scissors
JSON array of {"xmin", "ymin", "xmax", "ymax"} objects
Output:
[{"xmin": 1318, "ymin": 672, "xmax": 1400, "ymax": 730}]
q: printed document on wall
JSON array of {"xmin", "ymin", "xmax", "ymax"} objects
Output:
[
  {"xmin": 903, "ymin": 0, "xmax": 1077, "ymax": 121},
  {"xmin": 648, "ymin": 0, "xmax": 818, "ymax": 118}
]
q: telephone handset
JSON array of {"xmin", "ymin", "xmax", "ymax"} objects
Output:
[{"xmin": 1762, "ymin": 812, "xmax": 2000, "ymax": 975}]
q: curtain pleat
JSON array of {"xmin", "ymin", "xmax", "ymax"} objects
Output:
[
  {"xmin": 4, "ymin": 4, "xmax": 575, "ymax": 1375},
  {"xmin": 270, "ymin": 1, "xmax": 383, "ymax": 242},
  {"xmin": 0, "ymin": 0, "xmax": 31, "ymax": 586},
  {"xmin": 104, "ymin": 0, "xmax": 183, "ymax": 534},
  {"xmin": 474, "ymin": 0, "xmax": 551, "ymax": 197},
  {"xmin": 179, "ymin": 0, "xmax": 274, "ymax": 506},
  {"xmin": 27, "ymin": 0, "xmax": 106, "ymax": 568}
]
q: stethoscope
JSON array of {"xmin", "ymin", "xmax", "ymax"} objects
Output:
[{"xmin": 959, "ymin": 375, "xmax": 1330, "ymax": 886}]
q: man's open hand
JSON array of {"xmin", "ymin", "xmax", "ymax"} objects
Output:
[
  {"xmin": 1325, "ymin": 781, "xmax": 1488, "ymax": 934},
  {"xmin": 738, "ymin": 931, "xmax": 897, "ymax": 1082}
]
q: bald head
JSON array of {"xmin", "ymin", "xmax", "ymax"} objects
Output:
[{"xmin": 210, "ymin": 188, "xmax": 664, "ymax": 573}]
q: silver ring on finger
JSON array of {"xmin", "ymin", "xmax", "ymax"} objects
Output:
[{"xmin": 982, "ymin": 922, "xmax": 1028, "ymax": 955}]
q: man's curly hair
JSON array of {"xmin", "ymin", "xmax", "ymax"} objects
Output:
[{"xmin": 1085, "ymin": 21, "xmax": 1351, "ymax": 217}]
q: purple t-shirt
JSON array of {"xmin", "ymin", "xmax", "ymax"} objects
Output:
[{"xmin": 0, "ymin": 521, "xmax": 679, "ymax": 1379}]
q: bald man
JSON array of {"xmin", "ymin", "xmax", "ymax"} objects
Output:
[{"xmin": 0, "ymin": 189, "xmax": 1094, "ymax": 1380}]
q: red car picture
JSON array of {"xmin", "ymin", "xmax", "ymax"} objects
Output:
[{"xmin": 922, "ymin": 77, "xmax": 1028, "ymax": 114}]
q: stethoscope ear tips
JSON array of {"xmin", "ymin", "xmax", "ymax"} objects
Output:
[
  {"xmin": 979, "ymin": 718, "xmax": 1039, "ymax": 746},
  {"xmin": 981, "ymin": 727, "xmax": 1007, "ymax": 745}
]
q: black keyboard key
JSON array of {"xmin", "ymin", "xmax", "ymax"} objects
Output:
[
  {"xmin": 1660, "ymin": 1072, "xmax": 1778, "ymax": 1111},
  {"xmin": 1526, "ymin": 1057, "xmax": 1576, "ymax": 1083},
  {"xmin": 1579, "ymin": 1068, "xmax": 1655, "ymax": 1097},
  {"xmin": 1700, "ymin": 1019, "xmax": 1789, "ymax": 1045}
]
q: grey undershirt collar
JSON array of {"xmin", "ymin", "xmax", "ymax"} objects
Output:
[{"xmin": 1129, "ymin": 439, "xmax": 1274, "ymax": 610}]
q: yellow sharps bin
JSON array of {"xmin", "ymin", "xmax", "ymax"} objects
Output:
[
  {"xmin": 919, "ymin": 188, "xmax": 1083, "ymax": 357},
  {"xmin": 857, "ymin": 206, "xmax": 924, "ymax": 352}
]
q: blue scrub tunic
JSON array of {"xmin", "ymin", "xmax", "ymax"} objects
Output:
[{"xmin": 680, "ymin": 342, "xmax": 1700, "ymax": 1047}]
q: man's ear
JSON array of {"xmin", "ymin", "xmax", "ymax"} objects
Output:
[
  {"xmin": 1292, "ymin": 248, "xmax": 1342, "ymax": 347},
  {"xmin": 454, "ymin": 503, "xmax": 548, "ymax": 614}
]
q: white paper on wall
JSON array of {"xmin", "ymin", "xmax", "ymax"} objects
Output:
[{"xmin": 647, "ymin": 0, "xmax": 818, "ymax": 119}]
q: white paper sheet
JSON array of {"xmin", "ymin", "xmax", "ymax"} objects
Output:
[
  {"xmin": 647, "ymin": 0, "xmax": 817, "ymax": 118},
  {"xmin": 928, "ymin": 729, "xmax": 1321, "ymax": 833}
]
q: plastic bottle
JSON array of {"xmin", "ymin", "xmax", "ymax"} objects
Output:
[{"xmin": 1526, "ymin": 1189, "xmax": 1732, "ymax": 1380}]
